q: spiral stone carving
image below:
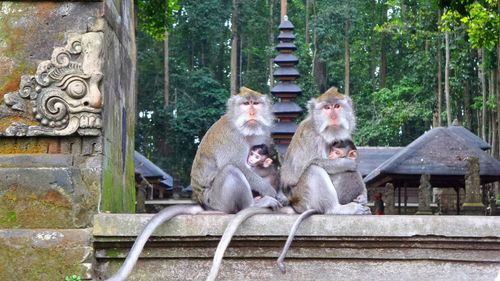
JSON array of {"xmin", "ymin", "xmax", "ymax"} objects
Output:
[{"xmin": 2, "ymin": 32, "xmax": 103, "ymax": 136}]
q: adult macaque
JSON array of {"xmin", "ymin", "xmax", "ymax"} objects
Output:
[
  {"xmin": 276, "ymin": 87, "xmax": 370, "ymax": 274},
  {"xmin": 248, "ymin": 144, "xmax": 280, "ymax": 191},
  {"xmin": 193, "ymin": 87, "xmax": 285, "ymax": 281},
  {"xmin": 191, "ymin": 87, "xmax": 282, "ymax": 212},
  {"xmin": 280, "ymin": 86, "xmax": 369, "ymax": 215},
  {"xmin": 105, "ymin": 87, "xmax": 281, "ymax": 281},
  {"xmin": 277, "ymin": 138, "xmax": 369, "ymax": 273}
]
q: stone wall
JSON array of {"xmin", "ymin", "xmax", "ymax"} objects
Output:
[
  {"xmin": 94, "ymin": 214, "xmax": 500, "ymax": 281},
  {"xmin": 0, "ymin": 1, "xmax": 136, "ymax": 279}
]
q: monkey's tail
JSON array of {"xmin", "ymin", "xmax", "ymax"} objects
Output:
[
  {"xmin": 206, "ymin": 207, "xmax": 273, "ymax": 281},
  {"xmin": 276, "ymin": 208, "xmax": 318, "ymax": 274},
  {"xmin": 105, "ymin": 205, "xmax": 204, "ymax": 281}
]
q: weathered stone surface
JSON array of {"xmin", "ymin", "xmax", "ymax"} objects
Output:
[
  {"xmin": 93, "ymin": 213, "xmax": 500, "ymax": 238},
  {"xmin": 94, "ymin": 214, "xmax": 500, "ymax": 280},
  {"xmin": 416, "ymin": 174, "xmax": 433, "ymax": 215},
  {"xmin": 100, "ymin": 0, "xmax": 136, "ymax": 213},
  {"xmin": 103, "ymin": 259, "xmax": 500, "ymax": 281},
  {"xmin": 0, "ymin": 229, "xmax": 94, "ymax": 280},
  {"xmin": 0, "ymin": 154, "xmax": 100, "ymax": 228}
]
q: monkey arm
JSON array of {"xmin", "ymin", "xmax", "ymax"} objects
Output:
[
  {"xmin": 237, "ymin": 163, "xmax": 277, "ymax": 197},
  {"xmin": 309, "ymin": 158, "xmax": 357, "ymax": 175}
]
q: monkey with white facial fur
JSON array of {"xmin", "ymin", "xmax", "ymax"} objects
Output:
[
  {"xmin": 191, "ymin": 87, "xmax": 281, "ymax": 213},
  {"xmin": 281, "ymin": 87, "xmax": 369, "ymax": 215},
  {"xmin": 248, "ymin": 144, "xmax": 280, "ymax": 192},
  {"xmin": 276, "ymin": 88, "xmax": 370, "ymax": 274},
  {"xmin": 198, "ymin": 87, "xmax": 287, "ymax": 281},
  {"xmin": 105, "ymin": 87, "xmax": 281, "ymax": 281}
]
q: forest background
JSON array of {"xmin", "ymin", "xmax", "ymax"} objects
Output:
[{"xmin": 134, "ymin": 0, "xmax": 500, "ymax": 187}]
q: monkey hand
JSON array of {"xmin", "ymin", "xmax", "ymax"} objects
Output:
[
  {"xmin": 253, "ymin": 196, "xmax": 282, "ymax": 210},
  {"xmin": 332, "ymin": 202, "xmax": 371, "ymax": 215},
  {"xmin": 353, "ymin": 193, "xmax": 368, "ymax": 205},
  {"xmin": 275, "ymin": 190, "xmax": 289, "ymax": 206}
]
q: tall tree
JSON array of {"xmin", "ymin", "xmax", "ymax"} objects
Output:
[
  {"xmin": 344, "ymin": 9, "xmax": 350, "ymax": 96},
  {"xmin": 230, "ymin": 0, "xmax": 239, "ymax": 95},
  {"xmin": 444, "ymin": 29, "xmax": 452, "ymax": 126}
]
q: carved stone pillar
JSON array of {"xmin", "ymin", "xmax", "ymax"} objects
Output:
[
  {"xmin": 462, "ymin": 157, "xmax": 485, "ymax": 215},
  {"xmin": 384, "ymin": 182, "xmax": 396, "ymax": 215},
  {"xmin": 416, "ymin": 174, "xmax": 433, "ymax": 215}
]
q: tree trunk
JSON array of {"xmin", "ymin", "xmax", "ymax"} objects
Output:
[
  {"xmin": 239, "ymin": 36, "xmax": 243, "ymax": 88},
  {"xmin": 305, "ymin": 0, "xmax": 310, "ymax": 46},
  {"xmin": 230, "ymin": 0, "xmax": 239, "ymax": 95},
  {"xmin": 464, "ymin": 80, "xmax": 472, "ymax": 129},
  {"xmin": 164, "ymin": 31, "xmax": 169, "ymax": 108},
  {"xmin": 444, "ymin": 30, "xmax": 452, "ymax": 126},
  {"xmin": 280, "ymin": 0, "xmax": 287, "ymax": 21},
  {"xmin": 497, "ymin": 0, "xmax": 500, "ymax": 159},
  {"xmin": 311, "ymin": 0, "xmax": 327, "ymax": 92},
  {"xmin": 489, "ymin": 70, "xmax": 495, "ymax": 152},
  {"xmin": 479, "ymin": 47, "xmax": 487, "ymax": 140},
  {"xmin": 344, "ymin": 18, "xmax": 350, "ymax": 96},
  {"xmin": 269, "ymin": 0, "xmax": 275, "ymax": 89},
  {"xmin": 379, "ymin": 3, "xmax": 388, "ymax": 89},
  {"xmin": 435, "ymin": 10, "xmax": 442, "ymax": 127}
]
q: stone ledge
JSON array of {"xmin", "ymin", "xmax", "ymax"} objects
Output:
[
  {"xmin": 93, "ymin": 213, "xmax": 500, "ymax": 238},
  {"xmin": 94, "ymin": 214, "xmax": 500, "ymax": 281}
]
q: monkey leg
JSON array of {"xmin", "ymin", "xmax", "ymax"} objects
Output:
[{"xmin": 204, "ymin": 165, "xmax": 254, "ymax": 214}]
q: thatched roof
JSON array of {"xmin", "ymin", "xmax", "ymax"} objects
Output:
[
  {"xmin": 134, "ymin": 151, "xmax": 173, "ymax": 187},
  {"xmin": 357, "ymin": 147, "xmax": 402, "ymax": 177},
  {"xmin": 364, "ymin": 127, "xmax": 500, "ymax": 187},
  {"xmin": 447, "ymin": 125, "xmax": 491, "ymax": 150}
]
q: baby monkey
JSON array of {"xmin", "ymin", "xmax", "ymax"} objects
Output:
[
  {"xmin": 248, "ymin": 144, "xmax": 279, "ymax": 192},
  {"xmin": 327, "ymin": 139, "xmax": 367, "ymax": 205},
  {"xmin": 277, "ymin": 139, "xmax": 368, "ymax": 273}
]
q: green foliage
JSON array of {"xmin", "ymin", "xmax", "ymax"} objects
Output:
[
  {"xmin": 135, "ymin": 0, "xmax": 500, "ymax": 186},
  {"xmin": 355, "ymin": 76, "xmax": 433, "ymax": 146},
  {"xmin": 64, "ymin": 275, "xmax": 81, "ymax": 281},
  {"xmin": 136, "ymin": 0, "xmax": 180, "ymax": 40},
  {"xmin": 440, "ymin": 1, "xmax": 499, "ymax": 49}
]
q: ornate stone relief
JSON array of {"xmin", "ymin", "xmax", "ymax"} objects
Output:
[{"xmin": 2, "ymin": 32, "xmax": 103, "ymax": 136}]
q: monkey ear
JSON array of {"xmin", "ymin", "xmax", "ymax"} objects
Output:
[
  {"xmin": 344, "ymin": 95, "xmax": 353, "ymax": 106},
  {"xmin": 307, "ymin": 98, "xmax": 318, "ymax": 113},
  {"xmin": 348, "ymin": 150, "xmax": 358, "ymax": 160},
  {"xmin": 263, "ymin": 158, "xmax": 273, "ymax": 168}
]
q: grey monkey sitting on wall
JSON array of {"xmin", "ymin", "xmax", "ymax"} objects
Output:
[
  {"xmin": 105, "ymin": 87, "xmax": 282, "ymax": 281},
  {"xmin": 276, "ymin": 87, "xmax": 370, "ymax": 273},
  {"xmin": 277, "ymin": 138, "xmax": 369, "ymax": 272}
]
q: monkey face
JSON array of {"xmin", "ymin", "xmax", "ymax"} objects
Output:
[
  {"xmin": 321, "ymin": 102, "xmax": 343, "ymax": 127},
  {"xmin": 328, "ymin": 147, "xmax": 346, "ymax": 160},
  {"xmin": 227, "ymin": 90, "xmax": 273, "ymax": 137},
  {"xmin": 241, "ymin": 100, "xmax": 263, "ymax": 125},
  {"xmin": 248, "ymin": 150, "xmax": 266, "ymax": 166}
]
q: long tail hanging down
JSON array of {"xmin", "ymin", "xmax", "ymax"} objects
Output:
[
  {"xmin": 206, "ymin": 207, "xmax": 273, "ymax": 281},
  {"xmin": 105, "ymin": 205, "xmax": 204, "ymax": 281},
  {"xmin": 276, "ymin": 208, "xmax": 318, "ymax": 274}
]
